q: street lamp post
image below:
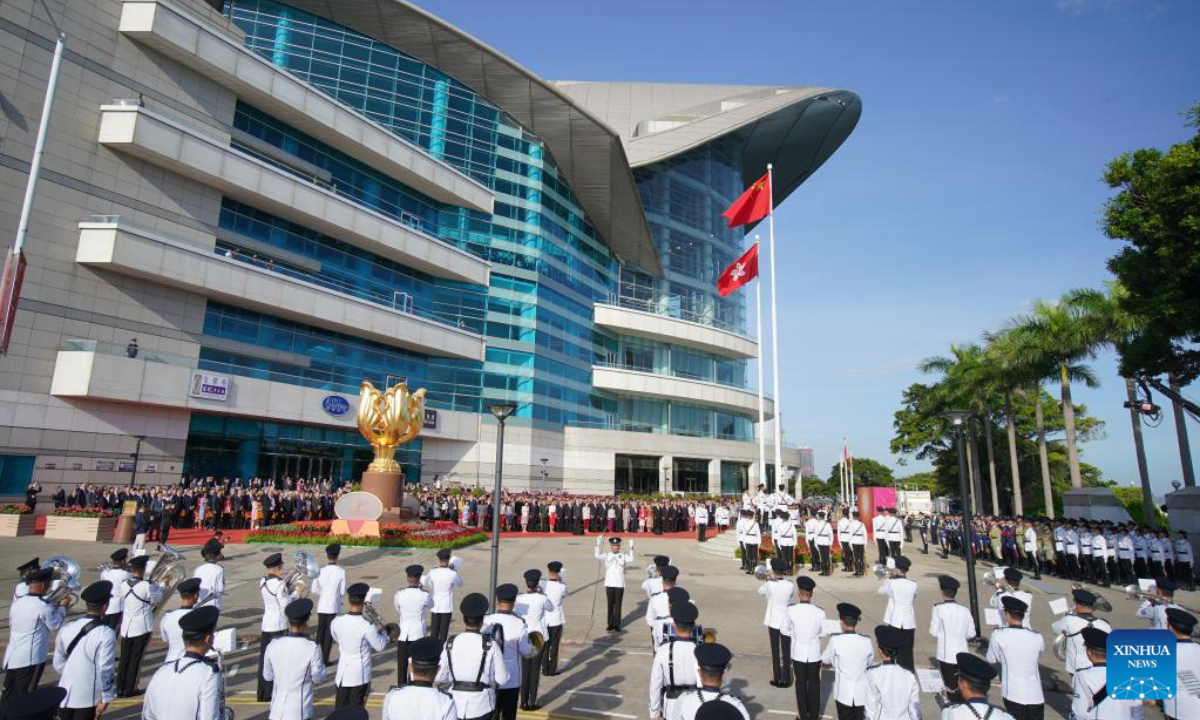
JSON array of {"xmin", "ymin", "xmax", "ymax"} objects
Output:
[
  {"xmin": 942, "ymin": 411, "xmax": 981, "ymax": 638},
  {"xmin": 129, "ymin": 436, "xmax": 145, "ymax": 488},
  {"xmin": 487, "ymin": 403, "xmax": 517, "ymax": 607}
]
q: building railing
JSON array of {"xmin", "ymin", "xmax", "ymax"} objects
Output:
[
  {"xmin": 599, "ymin": 293, "xmax": 752, "ymax": 338},
  {"xmin": 567, "ymin": 416, "xmax": 757, "ymax": 443},
  {"xmin": 592, "ymin": 360, "xmax": 757, "ymax": 393}
]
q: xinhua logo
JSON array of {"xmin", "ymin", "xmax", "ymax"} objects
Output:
[{"xmin": 1107, "ymin": 630, "xmax": 1177, "ymax": 700}]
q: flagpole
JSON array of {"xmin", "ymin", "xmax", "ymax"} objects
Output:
[
  {"xmin": 766, "ymin": 164, "xmax": 784, "ymax": 492},
  {"xmin": 753, "ymin": 235, "xmax": 767, "ymax": 493}
]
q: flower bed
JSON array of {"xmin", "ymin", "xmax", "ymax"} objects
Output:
[
  {"xmin": 51, "ymin": 507, "xmax": 115, "ymax": 519},
  {"xmin": 246, "ymin": 520, "xmax": 486, "ymax": 549},
  {"xmin": 0, "ymin": 505, "xmax": 31, "ymax": 515}
]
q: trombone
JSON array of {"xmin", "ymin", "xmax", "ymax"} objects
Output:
[{"xmin": 1126, "ymin": 584, "xmax": 1200, "ymax": 614}]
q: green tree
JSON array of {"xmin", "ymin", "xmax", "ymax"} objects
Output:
[
  {"xmin": 828, "ymin": 457, "xmax": 894, "ymax": 487},
  {"xmin": 895, "ymin": 471, "xmax": 940, "ymax": 493}
]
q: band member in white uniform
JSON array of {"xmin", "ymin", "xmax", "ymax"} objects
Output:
[
  {"xmin": 515, "ymin": 570, "xmax": 552, "ymax": 710},
  {"xmin": 263, "ymin": 598, "xmax": 325, "ymax": 720},
  {"xmin": 1165, "ymin": 608, "xmax": 1200, "ymax": 720},
  {"xmin": 314, "ymin": 543, "xmax": 347, "ymax": 666},
  {"xmin": 595, "ymin": 536, "xmax": 634, "ymax": 631},
  {"xmin": 159, "ymin": 577, "xmax": 201, "ymax": 663},
  {"xmin": 1, "ymin": 566, "xmax": 66, "ymax": 715},
  {"xmin": 865, "ymin": 625, "xmax": 921, "ymax": 720},
  {"xmin": 1069, "ymin": 627, "xmax": 1144, "ymax": 720},
  {"xmin": 941, "ymin": 653, "xmax": 1016, "ymax": 720},
  {"xmin": 649, "ymin": 603, "xmax": 701, "ymax": 720},
  {"xmin": 929, "ymin": 575, "xmax": 974, "ymax": 697},
  {"xmin": 485, "ymin": 584, "xmax": 532, "ymax": 720},
  {"xmin": 885, "ymin": 508, "xmax": 904, "ymax": 559},
  {"xmin": 759, "ymin": 558, "xmax": 794, "ymax": 687},
  {"xmin": 782, "ymin": 576, "xmax": 828, "ymax": 720},
  {"xmin": 100, "ymin": 549, "xmax": 130, "ymax": 630},
  {"xmin": 848, "ymin": 511, "xmax": 868, "ymax": 576},
  {"xmin": 1135, "ymin": 577, "xmax": 1181, "ymax": 630},
  {"xmin": 822, "ymin": 603, "xmax": 873, "ymax": 720},
  {"xmin": 117, "ymin": 554, "xmax": 163, "ymax": 697},
  {"xmin": 53, "ymin": 581, "xmax": 116, "ymax": 720},
  {"xmin": 258, "ymin": 552, "xmax": 297, "ymax": 701},
  {"xmin": 11, "ymin": 558, "xmax": 39, "ymax": 603},
  {"xmin": 986, "ymin": 596, "xmax": 1045, "ymax": 720},
  {"xmin": 395, "ymin": 564, "xmax": 433, "ymax": 686},
  {"xmin": 541, "ymin": 561, "xmax": 568, "ymax": 676},
  {"xmin": 193, "ymin": 539, "xmax": 225, "ymax": 609},
  {"xmin": 142, "ymin": 606, "xmax": 223, "ymax": 720},
  {"xmin": 331, "ymin": 582, "xmax": 389, "ymax": 707},
  {"xmin": 877, "ymin": 555, "xmax": 917, "ymax": 671},
  {"xmin": 381, "ymin": 636, "xmax": 457, "ymax": 720},
  {"xmin": 643, "ymin": 556, "xmax": 669, "ymax": 599},
  {"xmin": 1050, "ymin": 588, "xmax": 1112, "ymax": 676},
  {"xmin": 437, "ymin": 593, "xmax": 508, "ymax": 720},
  {"xmin": 990, "ymin": 568, "xmax": 1033, "ymax": 629},
  {"xmin": 671, "ymin": 643, "xmax": 750, "ymax": 720},
  {"xmin": 424, "ymin": 549, "xmax": 465, "ymax": 643},
  {"xmin": 1175, "ymin": 531, "xmax": 1195, "ymax": 591}
]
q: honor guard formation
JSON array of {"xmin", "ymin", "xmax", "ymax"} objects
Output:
[{"xmin": 2, "ymin": 496, "xmax": 1198, "ymax": 720}]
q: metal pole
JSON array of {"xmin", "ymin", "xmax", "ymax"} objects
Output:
[
  {"xmin": 754, "ymin": 237, "xmax": 767, "ymax": 492},
  {"xmin": 488, "ymin": 417, "xmax": 506, "ymax": 608},
  {"xmin": 1126, "ymin": 378, "xmax": 1155, "ymax": 525},
  {"xmin": 1170, "ymin": 375, "xmax": 1196, "ymax": 488},
  {"xmin": 13, "ymin": 30, "xmax": 66, "ymax": 257},
  {"xmin": 956, "ymin": 428, "xmax": 981, "ymax": 637},
  {"xmin": 130, "ymin": 437, "xmax": 143, "ymax": 488},
  {"xmin": 766, "ymin": 165, "xmax": 784, "ymax": 491}
]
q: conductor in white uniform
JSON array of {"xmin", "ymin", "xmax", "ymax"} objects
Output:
[
  {"xmin": 54, "ymin": 581, "xmax": 116, "ymax": 720},
  {"xmin": 595, "ymin": 536, "xmax": 635, "ymax": 632},
  {"xmin": 395, "ymin": 564, "xmax": 433, "ymax": 686},
  {"xmin": 381, "ymin": 636, "xmax": 457, "ymax": 720},
  {"xmin": 142, "ymin": 606, "xmax": 223, "ymax": 720},
  {"xmin": 263, "ymin": 598, "xmax": 326, "ymax": 720},
  {"xmin": 331, "ymin": 582, "xmax": 389, "ymax": 707}
]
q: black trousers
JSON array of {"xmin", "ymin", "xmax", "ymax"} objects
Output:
[
  {"xmin": 0, "ymin": 663, "xmax": 44, "ymax": 717},
  {"xmin": 335, "ymin": 683, "xmax": 369, "ymax": 707},
  {"xmin": 836, "ymin": 701, "xmax": 865, "ymax": 720},
  {"xmin": 431, "ymin": 612, "xmax": 452, "ymax": 642},
  {"xmin": 888, "ymin": 541, "xmax": 902, "ymax": 560},
  {"xmin": 938, "ymin": 661, "xmax": 958, "ymax": 691},
  {"xmin": 767, "ymin": 627, "xmax": 791, "ymax": 685},
  {"xmin": 58, "ymin": 707, "xmax": 97, "ymax": 720},
  {"xmin": 852, "ymin": 545, "xmax": 866, "ymax": 575},
  {"xmin": 396, "ymin": 639, "xmax": 412, "ymax": 685},
  {"xmin": 744, "ymin": 544, "xmax": 759, "ymax": 571},
  {"xmin": 495, "ymin": 687, "xmax": 519, "ymax": 720},
  {"xmin": 818, "ymin": 545, "xmax": 832, "ymax": 575},
  {"xmin": 841, "ymin": 542, "xmax": 854, "ymax": 570},
  {"xmin": 739, "ymin": 543, "xmax": 749, "ymax": 570},
  {"xmin": 117, "ymin": 632, "xmax": 151, "ymax": 696},
  {"xmin": 316, "ymin": 612, "xmax": 335, "ymax": 665},
  {"xmin": 777, "ymin": 545, "xmax": 794, "ymax": 575},
  {"xmin": 1178, "ymin": 561, "xmax": 1195, "ymax": 590},
  {"xmin": 876, "ymin": 539, "xmax": 889, "ymax": 563},
  {"xmin": 103, "ymin": 613, "xmax": 121, "ymax": 631},
  {"xmin": 792, "ymin": 660, "xmax": 821, "ymax": 720},
  {"xmin": 1004, "ymin": 699, "xmax": 1045, "ymax": 720},
  {"xmin": 520, "ymin": 647, "xmax": 544, "ymax": 708},
  {"xmin": 257, "ymin": 630, "xmax": 284, "ymax": 701},
  {"xmin": 698, "ymin": 523, "xmax": 707, "ymax": 542},
  {"xmin": 605, "ymin": 587, "xmax": 624, "ymax": 630},
  {"xmin": 896, "ymin": 628, "xmax": 915, "ymax": 671},
  {"xmin": 543, "ymin": 625, "xmax": 563, "ymax": 675}
]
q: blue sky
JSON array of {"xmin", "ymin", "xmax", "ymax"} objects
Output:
[{"xmin": 422, "ymin": 0, "xmax": 1199, "ymax": 492}]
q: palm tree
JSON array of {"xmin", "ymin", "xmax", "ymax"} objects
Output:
[{"xmin": 983, "ymin": 332, "xmax": 1030, "ymax": 516}]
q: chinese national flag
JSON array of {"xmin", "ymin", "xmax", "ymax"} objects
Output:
[
  {"xmin": 716, "ymin": 243, "xmax": 759, "ymax": 297},
  {"xmin": 721, "ymin": 172, "xmax": 772, "ymax": 228}
]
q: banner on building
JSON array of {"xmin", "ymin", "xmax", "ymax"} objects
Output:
[{"xmin": 189, "ymin": 371, "xmax": 229, "ymax": 402}]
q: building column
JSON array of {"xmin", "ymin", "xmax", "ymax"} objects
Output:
[
  {"xmin": 708, "ymin": 458, "xmax": 721, "ymax": 496},
  {"xmin": 660, "ymin": 456, "xmax": 673, "ymax": 494}
]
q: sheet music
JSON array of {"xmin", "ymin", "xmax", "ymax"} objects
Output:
[
  {"xmin": 918, "ymin": 668, "xmax": 945, "ymax": 693},
  {"xmin": 1179, "ymin": 670, "xmax": 1200, "ymax": 697},
  {"xmin": 212, "ymin": 627, "xmax": 236, "ymax": 653},
  {"xmin": 822, "ymin": 619, "xmax": 842, "ymax": 636},
  {"xmin": 1139, "ymin": 578, "xmax": 1155, "ymax": 592},
  {"xmin": 367, "ymin": 587, "xmax": 383, "ymax": 605},
  {"xmin": 1049, "ymin": 597, "xmax": 1069, "ymax": 615},
  {"xmin": 984, "ymin": 608, "xmax": 1002, "ymax": 626}
]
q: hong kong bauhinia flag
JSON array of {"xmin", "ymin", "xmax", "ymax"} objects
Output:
[
  {"xmin": 721, "ymin": 171, "xmax": 772, "ymax": 228},
  {"xmin": 716, "ymin": 243, "xmax": 760, "ymax": 297}
]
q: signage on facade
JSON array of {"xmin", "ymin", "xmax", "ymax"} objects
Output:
[
  {"xmin": 322, "ymin": 395, "xmax": 351, "ymax": 417},
  {"xmin": 118, "ymin": 461, "xmax": 134, "ymax": 472},
  {"xmin": 189, "ymin": 371, "xmax": 229, "ymax": 402},
  {"xmin": 145, "ymin": 463, "xmax": 157, "ymax": 473},
  {"xmin": 71, "ymin": 462, "xmax": 83, "ymax": 471},
  {"xmin": 95, "ymin": 460, "xmax": 114, "ymax": 471},
  {"xmin": 424, "ymin": 408, "xmax": 438, "ymax": 430}
]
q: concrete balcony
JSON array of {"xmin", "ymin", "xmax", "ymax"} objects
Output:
[
  {"xmin": 593, "ymin": 303, "xmax": 757, "ymax": 359},
  {"xmin": 118, "ymin": 0, "xmax": 493, "ymax": 214},
  {"xmin": 96, "ymin": 104, "xmax": 490, "ymax": 287},
  {"xmin": 591, "ymin": 366, "xmax": 773, "ymax": 419},
  {"xmin": 76, "ymin": 219, "xmax": 485, "ymax": 362}
]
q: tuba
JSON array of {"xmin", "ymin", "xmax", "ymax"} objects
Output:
[
  {"xmin": 42, "ymin": 556, "xmax": 81, "ymax": 609},
  {"xmin": 753, "ymin": 561, "xmax": 772, "ymax": 581},
  {"xmin": 148, "ymin": 544, "xmax": 188, "ymax": 622},
  {"xmin": 363, "ymin": 601, "xmax": 400, "ymax": 644},
  {"xmin": 1053, "ymin": 631, "xmax": 1068, "ymax": 661},
  {"xmin": 284, "ymin": 551, "xmax": 320, "ymax": 598}
]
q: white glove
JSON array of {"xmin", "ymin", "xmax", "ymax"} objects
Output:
[{"xmin": 596, "ymin": 535, "xmax": 604, "ymax": 546}]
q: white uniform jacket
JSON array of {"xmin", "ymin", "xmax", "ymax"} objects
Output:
[
  {"xmin": 649, "ymin": 638, "xmax": 699, "ymax": 719},
  {"xmin": 3, "ymin": 595, "xmax": 66, "ymax": 669},
  {"xmin": 743, "ymin": 522, "xmax": 762, "ymax": 546},
  {"xmin": 814, "ymin": 520, "xmax": 834, "ymax": 547},
  {"xmin": 331, "ymin": 612, "xmax": 388, "ymax": 687},
  {"xmin": 435, "ymin": 631, "xmax": 509, "ymax": 719},
  {"xmin": 1136, "ymin": 599, "xmax": 1179, "ymax": 631},
  {"xmin": 822, "ymin": 631, "xmax": 874, "ymax": 707},
  {"xmin": 100, "ymin": 568, "xmax": 129, "ymax": 617},
  {"xmin": 483, "ymin": 611, "xmax": 532, "ymax": 690},
  {"xmin": 991, "ymin": 589, "xmax": 1033, "ymax": 629},
  {"xmin": 394, "ymin": 586, "xmax": 433, "ymax": 641},
  {"xmin": 514, "ymin": 591, "xmax": 554, "ymax": 637},
  {"xmin": 941, "ymin": 700, "xmax": 1017, "ymax": 720},
  {"xmin": 758, "ymin": 578, "xmax": 793, "ymax": 629},
  {"xmin": 119, "ymin": 578, "xmax": 163, "ymax": 638},
  {"xmin": 262, "ymin": 634, "xmax": 325, "ymax": 720},
  {"xmin": 12, "ymin": 581, "xmax": 28, "ymax": 602},
  {"xmin": 595, "ymin": 544, "xmax": 635, "ymax": 588},
  {"xmin": 878, "ymin": 578, "xmax": 918, "ymax": 630},
  {"xmin": 382, "ymin": 682, "xmax": 457, "ymax": 720},
  {"xmin": 313, "ymin": 565, "xmax": 347, "ymax": 615},
  {"xmin": 193, "ymin": 562, "xmax": 225, "ymax": 609},
  {"xmin": 929, "ymin": 601, "xmax": 974, "ymax": 663},
  {"xmin": 422, "ymin": 567, "xmax": 465, "ymax": 614},
  {"xmin": 142, "ymin": 652, "xmax": 222, "ymax": 720},
  {"xmin": 260, "ymin": 576, "xmax": 295, "ymax": 633},
  {"xmin": 540, "ymin": 579, "xmax": 568, "ymax": 627},
  {"xmin": 864, "ymin": 662, "xmax": 921, "ymax": 720},
  {"xmin": 1050, "ymin": 614, "xmax": 1112, "ymax": 675},
  {"xmin": 1070, "ymin": 664, "xmax": 1145, "ymax": 720},
  {"xmin": 671, "ymin": 688, "xmax": 750, "ymax": 720},
  {"xmin": 53, "ymin": 616, "xmax": 116, "ymax": 709},
  {"xmin": 782, "ymin": 602, "xmax": 829, "ymax": 662},
  {"xmin": 848, "ymin": 520, "xmax": 868, "ymax": 546},
  {"xmin": 159, "ymin": 606, "xmax": 190, "ymax": 662},
  {"xmin": 986, "ymin": 625, "xmax": 1045, "ymax": 705},
  {"xmin": 643, "ymin": 576, "xmax": 664, "ymax": 600}
]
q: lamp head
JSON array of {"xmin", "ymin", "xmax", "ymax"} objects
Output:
[
  {"xmin": 939, "ymin": 410, "xmax": 974, "ymax": 426},
  {"xmin": 487, "ymin": 403, "xmax": 517, "ymax": 422}
]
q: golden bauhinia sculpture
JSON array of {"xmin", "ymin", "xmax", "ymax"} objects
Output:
[{"xmin": 357, "ymin": 380, "xmax": 426, "ymax": 473}]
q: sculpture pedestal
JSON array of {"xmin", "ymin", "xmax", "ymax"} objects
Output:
[
  {"xmin": 361, "ymin": 470, "xmax": 404, "ymax": 513},
  {"xmin": 1167, "ymin": 487, "xmax": 1200, "ymax": 561},
  {"xmin": 113, "ymin": 514, "xmax": 135, "ymax": 544},
  {"xmin": 1062, "ymin": 487, "xmax": 1132, "ymax": 523},
  {"xmin": 331, "ymin": 519, "xmax": 381, "ymax": 538}
]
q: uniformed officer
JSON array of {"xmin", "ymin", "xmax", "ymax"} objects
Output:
[
  {"xmin": 736, "ymin": 511, "xmax": 749, "ymax": 571},
  {"xmin": 1165, "ymin": 608, "xmax": 1200, "ymax": 720},
  {"xmin": 263, "ymin": 598, "xmax": 326, "ymax": 720},
  {"xmin": 865, "ymin": 625, "xmax": 920, "ymax": 720},
  {"xmin": 941, "ymin": 653, "xmax": 1016, "ymax": 720},
  {"xmin": 436, "ymin": 593, "xmax": 508, "ymax": 720},
  {"xmin": 847, "ymin": 511, "xmax": 868, "ymax": 576},
  {"xmin": 643, "ymin": 556, "xmax": 670, "ymax": 599},
  {"xmin": 873, "ymin": 512, "xmax": 888, "ymax": 564},
  {"xmin": 646, "ymin": 566, "xmax": 681, "ymax": 648},
  {"xmin": 423, "ymin": 549, "xmax": 465, "ymax": 643},
  {"xmin": 782, "ymin": 576, "xmax": 828, "ymax": 720},
  {"xmin": 117, "ymin": 554, "xmax": 163, "ymax": 697},
  {"xmin": 160, "ymin": 577, "xmax": 201, "ymax": 663},
  {"xmin": 395, "ymin": 564, "xmax": 433, "ymax": 686},
  {"xmin": 775, "ymin": 510, "xmax": 798, "ymax": 575},
  {"xmin": 1, "ymin": 566, "xmax": 66, "ymax": 714},
  {"xmin": 314, "ymin": 543, "xmax": 347, "ymax": 665},
  {"xmin": 1069, "ymin": 627, "xmax": 1143, "ymax": 720},
  {"xmin": 838, "ymin": 510, "xmax": 854, "ymax": 571},
  {"xmin": 11, "ymin": 558, "xmax": 39, "ymax": 602},
  {"xmin": 143, "ymin": 606, "xmax": 224, "ymax": 720},
  {"xmin": 671, "ymin": 643, "xmax": 749, "ymax": 720},
  {"xmin": 649, "ymin": 602, "xmax": 701, "ymax": 720},
  {"xmin": 695, "ymin": 503, "xmax": 709, "ymax": 543},
  {"xmin": 814, "ymin": 511, "xmax": 835, "ymax": 576},
  {"xmin": 540, "ymin": 561, "xmax": 568, "ymax": 676},
  {"xmin": 990, "ymin": 568, "xmax": 1033, "ymax": 629},
  {"xmin": 986, "ymin": 596, "xmax": 1044, "ymax": 720},
  {"xmin": 381, "ymin": 636, "xmax": 456, "ymax": 720},
  {"xmin": 258, "ymin": 552, "xmax": 297, "ymax": 701},
  {"xmin": 595, "ymin": 536, "xmax": 634, "ymax": 631},
  {"xmin": 1175, "ymin": 531, "xmax": 1194, "ymax": 591},
  {"xmin": 485, "ymin": 583, "xmax": 532, "ymax": 720},
  {"xmin": 100, "ymin": 549, "xmax": 130, "ymax": 630},
  {"xmin": 1050, "ymin": 588, "xmax": 1112, "ymax": 676},
  {"xmin": 53, "ymin": 581, "xmax": 116, "ymax": 720},
  {"xmin": 885, "ymin": 509, "xmax": 904, "ymax": 559},
  {"xmin": 330, "ymin": 582, "xmax": 388, "ymax": 707},
  {"xmin": 929, "ymin": 575, "xmax": 973, "ymax": 697},
  {"xmin": 193, "ymin": 539, "xmax": 225, "ymax": 609},
  {"xmin": 877, "ymin": 555, "xmax": 917, "ymax": 671},
  {"xmin": 1135, "ymin": 577, "xmax": 1181, "ymax": 630},
  {"xmin": 515, "ymin": 570, "xmax": 552, "ymax": 710},
  {"xmin": 759, "ymin": 558, "xmax": 793, "ymax": 687},
  {"xmin": 4, "ymin": 686, "xmax": 66, "ymax": 720},
  {"xmin": 742, "ymin": 512, "xmax": 762, "ymax": 574},
  {"xmin": 821, "ymin": 603, "xmax": 873, "ymax": 720}
]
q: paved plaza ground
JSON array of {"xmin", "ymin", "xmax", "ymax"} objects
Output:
[{"xmin": 0, "ymin": 533, "xmax": 1178, "ymax": 719}]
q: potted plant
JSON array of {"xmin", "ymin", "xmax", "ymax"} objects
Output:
[
  {"xmin": 45, "ymin": 507, "xmax": 117, "ymax": 542},
  {"xmin": 0, "ymin": 505, "xmax": 35, "ymax": 537}
]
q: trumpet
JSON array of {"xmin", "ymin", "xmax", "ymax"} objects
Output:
[
  {"xmin": 363, "ymin": 601, "xmax": 400, "ymax": 644},
  {"xmin": 42, "ymin": 556, "xmax": 81, "ymax": 609},
  {"xmin": 1126, "ymin": 584, "xmax": 1161, "ymax": 603},
  {"xmin": 95, "ymin": 561, "xmax": 113, "ymax": 573},
  {"xmin": 872, "ymin": 563, "xmax": 902, "ymax": 580},
  {"xmin": 283, "ymin": 551, "xmax": 320, "ymax": 598},
  {"xmin": 1071, "ymin": 583, "xmax": 1112, "ymax": 612},
  {"xmin": 983, "ymin": 570, "xmax": 1012, "ymax": 592}
]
